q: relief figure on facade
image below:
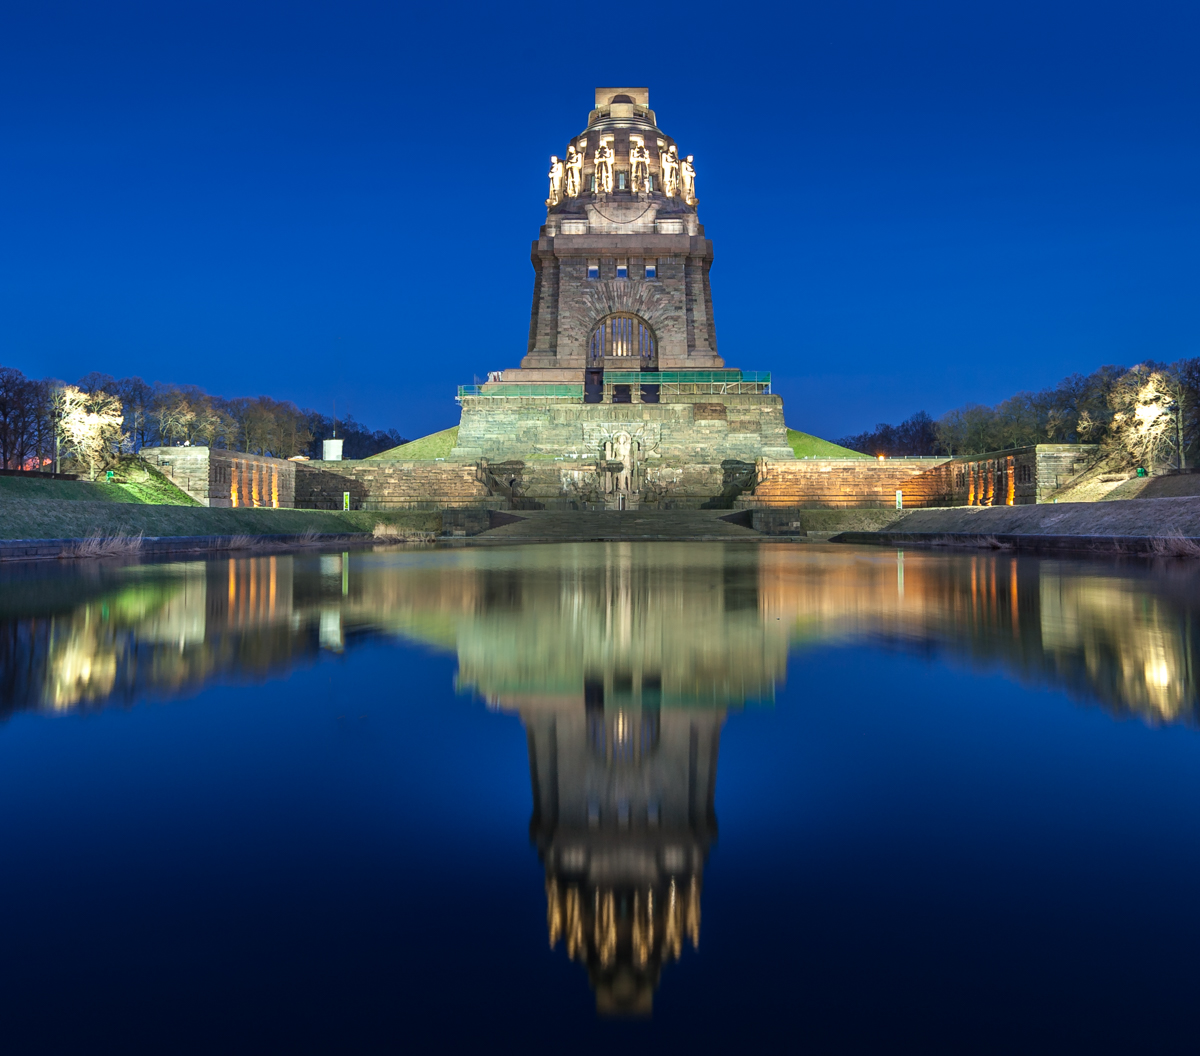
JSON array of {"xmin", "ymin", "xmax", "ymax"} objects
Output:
[
  {"xmin": 594, "ymin": 142, "xmax": 614, "ymax": 195},
  {"xmin": 660, "ymin": 145, "xmax": 679, "ymax": 198},
  {"xmin": 680, "ymin": 154, "xmax": 696, "ymax": 204},
  {"xmin": 564, "ymin": 145, "xmax": 584, "ymax": 198},
  {"xmin": 547, "ymin": 155, "xmax": 564, "ymax": 206}
]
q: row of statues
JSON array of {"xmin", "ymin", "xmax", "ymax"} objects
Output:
[{"xmin": 548, "ymin": 143, "xmax": 695, "ymax": 206}]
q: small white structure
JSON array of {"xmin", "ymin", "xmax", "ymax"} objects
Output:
[{"xmin": 322, "ymin": 438, "xmax": 344, "ymax": 461}]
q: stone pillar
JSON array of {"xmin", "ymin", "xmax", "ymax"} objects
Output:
[
  {"xmin": 685, "ymin": 257, "xmax": 712, "ymax": 357},
  {"xmin": 530, "ymin": 249, "xmax": 560, "ymax": 359},
  {"xmin": 702, "ymin": 260, "xmax": 718, "ymax": 355}
]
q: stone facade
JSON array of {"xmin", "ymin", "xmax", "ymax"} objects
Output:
[
  {"xmin": 290, "ymin": 445, "xmax": 1099, "ymax": 514},
  {"xmin": 739, "ymin": 458, "xmax": 952, "ymax": 510},
  {"xmin": 293, "ymin": 459, "xmax": 493, "ymax": 510},
  {"xmin": 452, "ymin": 391, "xmax": 792, "ymax": 464},
  {"xmin": 141, "ymin": 447, "xmax": 296, "ymax": 508},
  {"xmin": 738, "ymin": 445, "xmax": 1100, "ymax": 511},
  {"xmin": 918, "ymin": 445, "xmax": 1100, "ymax": 506}
]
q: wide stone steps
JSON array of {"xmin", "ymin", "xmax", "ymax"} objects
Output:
[{"xmin": 473, "ymin": 508, "xmax": 764, "ymax": 542}]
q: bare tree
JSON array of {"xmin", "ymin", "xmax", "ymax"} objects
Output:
[
  {"xmin": 56, "ymin": 385, "xmax": 126, "ymax": 480},
  {"xmin": 1107, "ymin": 364, "xmax": 1176, "ymax": 470}
]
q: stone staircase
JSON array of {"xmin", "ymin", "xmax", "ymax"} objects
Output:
[{"xmin": 469, "ymin": 508, "xmax": 765, "ymax": 543}]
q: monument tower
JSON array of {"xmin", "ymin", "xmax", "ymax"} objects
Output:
[
  {"xmin": 522, "ymin": 87, "xmax": 721, "ymax": 372},
  {"xmin": 450, "ymin": 87, "xmax": 795, "ymax": 507}
]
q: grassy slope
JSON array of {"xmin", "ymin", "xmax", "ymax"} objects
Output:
[
  {"xmin": 371, "ymin": 425, "xmax": 864, "ymax": 462},
  {"xmin": 786, "ymin": 428, "xmax": 870, "ymax": 459},
  {"xmin": 0, "ymin": 502, "xmax": 440, "ymax": 541},
  {"xmin": 369, "ymin": 426, "xmax": 458, "ymax": 460},
  {"xmin": 0, "ymin": 461, "xmax": 199, "ymax": 505}
]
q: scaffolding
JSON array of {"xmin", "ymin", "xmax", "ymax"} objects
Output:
[{"xmin": 455, "ymin": 370, "xmax": 771, "ymax": 402}]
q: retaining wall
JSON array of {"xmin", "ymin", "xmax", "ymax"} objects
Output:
[
  {"xmin": 141, "ymin": 447, "xmax": 296, "ymax": 508},
  {"xmin": 294, "ymin": 460, "xmax": 493, "ymax": 510},
  {"xmin": 739, "ymin": 458, "xmax": 951, "ymax": 509}
]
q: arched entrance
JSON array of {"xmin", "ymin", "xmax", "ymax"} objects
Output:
[{"xmin": 588, "ymin": 313, "xmax": 657, "ymax": 368}]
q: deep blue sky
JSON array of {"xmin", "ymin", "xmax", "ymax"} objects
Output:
[{"xmin": 2, "ymin": 1, "xmax": 1196, "ymax": 441}]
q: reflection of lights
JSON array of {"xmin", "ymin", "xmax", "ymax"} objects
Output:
[
  {"xmin": 1147, "ymin": 660, "xmax": 1172, "ymax": 689},
  {"xmin": 614, "ymin": 710, "xmax": 630, "ymax": 745}
]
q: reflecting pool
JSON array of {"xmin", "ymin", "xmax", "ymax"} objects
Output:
[{"xmin": 2, "ymin": 542, "xmax": 1200, "ymax": 1051}]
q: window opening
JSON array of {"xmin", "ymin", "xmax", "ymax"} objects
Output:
[
  {"xmin": 588, "ymin": 313, "xmax": 657, "ymax": 366},
  {"xmin": 644, "ymin": 263, "xmax": 657, "ymax": 279}
]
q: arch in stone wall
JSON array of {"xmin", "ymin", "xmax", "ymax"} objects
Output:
[{"xmin": 588, "ymin": 312, "xmax": 658, "ymax": 366}]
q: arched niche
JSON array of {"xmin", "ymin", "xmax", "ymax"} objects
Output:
[{"xmin": 588, "ymin": 313, "xmax": 657, "ymax": 368}]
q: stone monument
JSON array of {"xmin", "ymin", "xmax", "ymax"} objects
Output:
[{"xmin": 450, "ymin": 87, "xmax": 795, "ymax": 509}]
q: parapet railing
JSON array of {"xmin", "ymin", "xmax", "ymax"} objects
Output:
[
  {"xmin": 455, "ymin": 370, "xmax": 773, "ymax": 401},
  {"xmin": 457, "ymin": 384, "xmax": 584, "ymax": 401},
  {"xmin": 604, "ymin": 370, "xmax": 771, "ymax": 395}
]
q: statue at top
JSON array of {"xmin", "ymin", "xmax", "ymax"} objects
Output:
[
  {"xmin": 547, "ymin": 155, "xmax": 564, "ymax": 206},
  {"xmin": 630, "ymin": 143, "xmax": 651, "ymax": 194},
  {"xmin": 564, "ymin": 145, "xmax": 584, "ymax": 198},
  {"xmin": 594, "ymin": 142, "xmax": 614, "ymax": 195},
  {"xmin": 680, "ymin": 154, "xmax": 696, "ymax": 205},
  {"xmin": 660, "ymin": 145, "xmax": 679, "ymax": 198}
]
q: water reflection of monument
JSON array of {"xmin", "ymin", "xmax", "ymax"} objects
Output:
[
  {"xmin": 7, "ymin": 543, "xmax": 1200, "ymax": 1013},
  {"xmin": 524, "ymin": 691, "xmax": 717, "ymax": 1015},
  {"xmin": 437, "ymin": 545, "xmax": 773, "ymax": 1012},
  {"xmin": 451, "ymin": 546, "xmax": 760, "ymax": 1013}
]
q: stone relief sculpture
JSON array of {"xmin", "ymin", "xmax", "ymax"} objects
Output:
[
  {"xmin": 594, "ymin": 142, "xmax": 614, "ymax": 194},
  {"xmin": 630, "ymin": 143, "xmax": 650, "ymax": 194},
  {"xmin": 604, "ymin": 433, "xmax": 639, "ymax": 496},
  {"xmin": 547, "ymin": 155, "xmax": 564, "ymax": 206},
  {"xmin": 564, "ymin": 145, "xmax": 584, "ymax": 198},
  {"xmin": 680, "ymin": 154, "xmax": 696, "ymax": 204},
  {"xmin": 660, "ymin": 145, "xmax": 679, "ymax": 198}
]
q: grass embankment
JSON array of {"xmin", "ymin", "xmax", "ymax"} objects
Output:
[
  {"xmin": 368, "ymin": 425, "xmax": 861, "ymax": 463},
  {"xmin": 0, "ymin": 458, "xmax": 199, "ymax": 505},
  {"xmin": 369, "ymin": 426, "xmax": 458, "ymax": 460},
  {"xmin": 1, "ymin": 457, "xmax": 440, "ymax": 540},
  {"xmin": 0, "ymin": 500, "xmax": 440, "ymax": 541},
  {"xmin": 786, "ymin": 429, "xmax": 869, "ymax": 459}
]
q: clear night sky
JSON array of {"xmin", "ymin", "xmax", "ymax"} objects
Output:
[{"xmin": 2, "ymin": 1, "xmax": 1196, "ymax": 441}]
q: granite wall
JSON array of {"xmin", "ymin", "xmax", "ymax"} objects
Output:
[{"xmin": 451, "ymin": 394, "xmax": 793, "ymax": 463}]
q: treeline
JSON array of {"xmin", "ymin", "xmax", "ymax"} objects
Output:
[
  {"xmin": 836, "ymin": 359, "xmax": 1200, "ymax": 468},
  {"xmin": 0, "ymin": 366, "xmax": 408, "ymax": 474}
]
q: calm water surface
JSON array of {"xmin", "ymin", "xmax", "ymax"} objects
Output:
[{"xmin": 2, "ymin": 542, "xmax": 1200, "ymax": 1053}]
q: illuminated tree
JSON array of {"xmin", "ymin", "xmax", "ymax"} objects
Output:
[{"xmin": 55, "ymin": 385, "xmax": 126, "ymax": 480}]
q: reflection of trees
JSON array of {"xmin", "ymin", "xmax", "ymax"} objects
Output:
[
  {"xmin": 757, "ymin": 549, "xmax": 1200, "ymax": 725},
  {"xmin": 0, "ymin": 558, "xmax": 313, "ymax": 719}
]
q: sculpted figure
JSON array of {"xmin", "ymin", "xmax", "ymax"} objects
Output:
[
  {"xmin": 630, "ymin": 143, "xmax": 650, "ymax": 193},
  {"xmin": 594, "ymin": 142, "xmax": 614, "ymax": 194},
  {"xmin": 660, "ymin": 145, "xmax": 679, "ymax": 197},
  {"xmin": 564, "ymin": 145, "xmax": 584, "ymax": 198},
  {"xmin": 547, "ymin": 155, "xmax": 564, "ymax": 206},
  {"xmin": 613, "ymin": 433, "xmax": 634, "ymax": 494},
  {"xmin": 680, "ymin": 154, "xmax": 696, "ymax": 204}
]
